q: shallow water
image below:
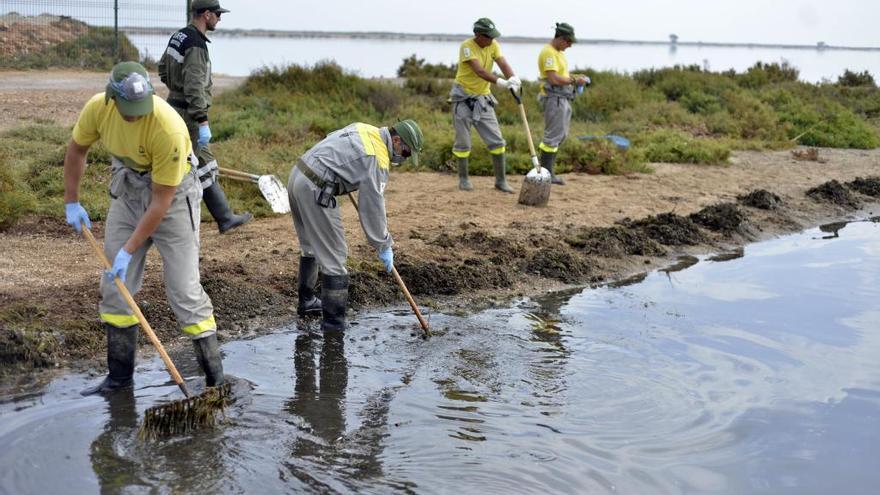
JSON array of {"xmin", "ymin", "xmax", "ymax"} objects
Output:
[
  {"xmin": 128, "ymin": 34, "xmax": 880, "ymax": 83},
  {"xmin": 2, "ymin": 219, "xmax": 880, "ymax": 494}
]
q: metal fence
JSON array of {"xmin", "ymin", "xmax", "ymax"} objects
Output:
[{"xmin": 0, "ymin": 0, "xmax": 187, "ymax": 69}]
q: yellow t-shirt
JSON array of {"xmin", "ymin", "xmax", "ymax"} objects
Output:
[
  {"xmin": 454, "ymin": 38, "xmax": 503, "ymax": 95},
  {"xmin": 72, "ymin": 93, "xmax": 192, "ymax": 186},
  {"xmin": 537, "ymin": 43, "xmax": 569, "ymax": 95}
]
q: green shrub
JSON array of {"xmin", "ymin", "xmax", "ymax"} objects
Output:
[
  {"xmin": 642, "ymin": 130, "xmax": 731, "ymax": 164},
  {"xmin": 837, "ymin": 70, "xmax": 876, "ymax": 88},
  {"xmin": 736, "ymin": 62, "xmax": 800, "ymax": 89},
  {"xmin": 560, "ymin": 138, "xmax": 650, "ymax": 175},
  {"xmin": 397, "ymin": 54, "xmax": 456, "ymax": 78}
]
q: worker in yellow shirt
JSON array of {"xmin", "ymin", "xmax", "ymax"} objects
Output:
[
  {"xmin": 64, "ymin": 62, "xmax": 224, "ymax": 395},
  {"xmin": 450, "ymin": 17, "xmax": 521, "ymax": 193},
  {"xmin": 537, "ymin": 22, "xmax": 590, "ymax": 185}
]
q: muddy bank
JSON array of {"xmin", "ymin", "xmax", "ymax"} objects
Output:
[{"xmin": 2, "ymin": 151, "xmax": 880, "ymax": 375}]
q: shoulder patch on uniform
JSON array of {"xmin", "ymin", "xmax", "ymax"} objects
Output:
[
  {"xmin": 169, "ymin": 26, "xmax": 207, "ymax": 53},
  {"xmin": 463, "ymin": 46, "xmax": 471, "ymax": 58},
  {"xmin": 545, "ymin": 56, "xmax": 555, "ymax": 68}
]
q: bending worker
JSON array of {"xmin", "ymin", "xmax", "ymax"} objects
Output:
[
  {"xmin": 451, "ymin": 17, "xmax": 520, "ymax": 193},
  {"xmin": 288, "ymin": 120, "xmax": 423, "ymax": 332},
  {"xmin": 65, "ymin": 62, "xmax": 225, "ymax": 395},
  {"xmin": 158, "ymin": 0, "xmax": 252, "ymax": 233},
  {"xmin": 537, "ymin": 22, "xmax": 590, "ymax": 185}
]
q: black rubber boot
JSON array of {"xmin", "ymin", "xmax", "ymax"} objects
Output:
[
  {"xmin": 320, "ymin": 274, "xmax": 349, "ymax": 333},
  {"xmin": 202, "ymin": 181, "xmax": 253, "ymax": 234},
  {"xmin": 541, "ymin": 151, "xmax": 564, "ymax": 185},
  {"xmin": 492, "ymin": 153, "xmax": 514, "ymax": 193},
  {"xmin": 457, "ymin": 157, "xmax": 473, "ymax": 191},
  {"xmin": 80, "ymin": 323, "xmax": 138, "ymax": 396},
  {"xmin": 193, "ymin": 333, "xmax": 225, "ymax": 387},
  {"xmin": 297, "ymin": 256, "xmax": 322, "ymax": 317}
]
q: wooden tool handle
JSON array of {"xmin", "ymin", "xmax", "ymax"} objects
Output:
[
  {"xmin": 82, "ymin": 225, "xmax": 190, "ymax": 398},
  {"xmin": 391, "ymin": 266, "xmax": 429, "ymax": 332},
  {"xmin": 517, "ymin": 103, "xmax": 539, "ymax": 170},
  {"xmin": 218, "ymin": 167, "xmax": 259, "ymax": 181},
  {"xmin": 346, "ymin": 194, "xmax": 430, "ymax": 336}
]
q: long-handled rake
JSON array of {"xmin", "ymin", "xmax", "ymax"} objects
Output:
[
  {"xmin": 81, "ymin": 224, "xmax": 231, "ymax": 439},
  {"xmin": 345, "ymin": 193, "xmax": 430, "ymax": 338}
]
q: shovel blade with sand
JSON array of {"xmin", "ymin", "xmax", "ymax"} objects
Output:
[{"xmin": 509, "ymin": 88, "xmax": 552, "ymax": 207}]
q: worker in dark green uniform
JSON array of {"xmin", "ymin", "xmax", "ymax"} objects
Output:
[{"xmin": 158, "ymin": 0, "xmax": 252, "ymax": 233}]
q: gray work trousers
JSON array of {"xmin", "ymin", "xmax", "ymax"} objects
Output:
[
  {"xmin": 172, "ymin": 106, "xmax": 218, "ymax": 190},
  {"xmin": 539, "ymin": 95, "xmax": 573, "ymax": 151},
  {"xmin": 99, "ymin": 159, "xmax": 216, "ymax": 338},
  {"xmin": 452, "ymin": 98, "xmax": 506, "ymax": 156},
  {"xmin": 287, "ymin": 166, "xmax": 348, "ymax": 276}
]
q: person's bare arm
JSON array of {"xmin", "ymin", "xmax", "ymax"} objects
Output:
[
  {"xmin": 496, "ymin": 56, "xmax": 515, "ymax": 79},
  {"xmin": 123, "ymin": 183, "xmax": 176, "ymax": 254},
  {"xmin": 467, "ymin": 58, "xmax": 500, "ymax": 83},
  {"xmin": 63, "ymin": 140, "xmax": 90, "ymax": 203}
]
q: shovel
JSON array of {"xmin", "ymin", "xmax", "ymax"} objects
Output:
[
  {"xmin": 81, "ymin": 225, "xmax": 230, "ymax": 439},
  {"xmin": 218, "ymin": 167, "xmax": 290, "ymax": 214},
  {"xmin": 510, "ymin": 88, "xmax": 552, "ymax": 207}
]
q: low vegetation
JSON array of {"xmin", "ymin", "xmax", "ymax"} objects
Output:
[{"xmin": 0, "ymin": 60, "xmax": 877, "ymax": 229}]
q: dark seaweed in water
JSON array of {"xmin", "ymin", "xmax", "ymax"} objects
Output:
[
  {"xmin": 806, "ymin": 180, "xmax": 861, "ymax": 209},
  {"xmin": 526, "ymin": 246, "xmax": 595, "ymax": 283},
  {"xmin": 847, "ymin": 176, "xmax": 880, "ymax": 198},
  {"xmin": 738, "ymin": 189, "xmax": 782, "ymax": 210},
  {"xmin": 622, "ymin": 213, "xmax": 704, "ymax": 246},
  {"xmin": 689, "ymin": 203, "xmax": 746, "ymax": 234},
  {"xmin": 565, "ymin": 225, "xmax": 666, "ymax": 258}
]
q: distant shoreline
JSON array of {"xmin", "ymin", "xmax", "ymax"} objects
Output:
[{"xmin": 123, "ymin": 27, "xmax": 880, "ymax": 52}]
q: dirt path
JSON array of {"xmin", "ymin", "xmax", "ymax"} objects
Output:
[
  {"xmin": 0, "ymin": 69, "xmax": 244, "ymax": 132},
  {"xmin": 1, "ymin": 71, "xmax": 879, "ymax": 374}
]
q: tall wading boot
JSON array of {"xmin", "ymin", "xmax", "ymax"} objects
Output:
[
  {"xmin": 541, "ymin": 151, "xmax": 564, "ymax": 185},
  {"xmin": 297, "ymin": 256, "xmax": 322, "ymax": 317},
  {"xmin": 457, "ymin": 157, "xmax": 473, "ymax": 191},
  {"xmin": 492, "ymin": 153, "xmax": 514, "ymax": 193},
  {"xmin": 320, "ymin": 274, "xmax": 350, "ymax": 333},
  {"xmin": 80, "ymin": 323, "xmax": 138, "ymax": 396},
  {"xmin": 193, "ymin": 333, "xmax": 225, "ymax": 387},
  {"xmin": 202, "ymin": 181, "xmax": 253, "ymax": 234}
]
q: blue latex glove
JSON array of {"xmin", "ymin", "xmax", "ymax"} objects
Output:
[
  {"xmin": 107, "ymin": 248, "xmax": 133, "ymax": 282},
  {"xmin": 197, "ymin": 123, "xmax": 212, "ymax": 147},
  {"xmin": 65, "ymin": 202, "xmax": 91, "ymax": 233},
  {"xmin": 378, "ymin": 247, "xmax": 394, "ymax": 273}
]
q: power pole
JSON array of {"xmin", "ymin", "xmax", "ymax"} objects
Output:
[{"xmin": 114, "ymin": 0, "xmax": 120, "ymax": 61}]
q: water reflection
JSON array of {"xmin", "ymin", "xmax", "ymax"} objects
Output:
[
  {"xmin": 89, "ymin": 389, "xmax": 148, "ymax": 493},
  {"xmin": 287, "ymin": 333, "xmax": 348, "ymax": 456}
]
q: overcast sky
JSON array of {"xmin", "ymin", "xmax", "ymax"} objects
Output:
[{"xmin": 215, "ymin": 0, "xmax": 877, "ymax": 47}]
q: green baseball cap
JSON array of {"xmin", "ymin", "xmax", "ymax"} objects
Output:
[
  {"xmin": 105, "ymin": 61, "xmax": 154, "ymax": 117},
  {"xmin": 191, "ymin": 0, "xmax": 230, "ymax": 13},
  {"xmin": 473, "ymin": 18, "xmax": 500, "ymax": 39},
  {"xmin": 555, "ymin": 22, "xmax": 576, "ymax": 43},
  {"xmin": 392, "ymin": 119, "xmax": 424, "ymax": 166}
]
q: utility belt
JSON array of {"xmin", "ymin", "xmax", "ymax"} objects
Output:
[{"xmin": 296, "ymin": 159, "xmax": 345, "ymax": 208}]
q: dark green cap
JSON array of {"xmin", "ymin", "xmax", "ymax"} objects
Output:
[
  {"xmin": 555, "ymin": 22, "xmax": 576, "ymax": 43},
  {"xmin": 473, "ymin": 18, "xmax": 500, "ymax": 39},
  {"xmin": 105, "ymin": 61, "xmax": 154, "ymax": 117},
  {"xmin": 392, "ymin": 119, "xmax": 423, "ymax": 166},
  {"xmin": 191, "ymin": 0, "xmax": 230, "ymax": 13}
]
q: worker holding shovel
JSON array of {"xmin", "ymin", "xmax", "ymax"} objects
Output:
[
  {"xmin": 450, "ymin": 18, "xmax": 521, "ymax": 193},
  {"xmin": 158, "ymin": 0, "xmax": 252, "ymax": 233},
  {"xmin": 64, "ymin": 62, "xmax": 225, "ymax": 395},
  {"xmin": 537, "ymin": 22, "xmax": 590, "ymax": 185},
  {"xmin": 287, "ymin": 120, "xmax": 423, "ymax": 333}
]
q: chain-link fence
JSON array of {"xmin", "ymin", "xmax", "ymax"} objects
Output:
[{"xmin": 0, "ymin": 0, "xmax": 187, "ymax": 70}]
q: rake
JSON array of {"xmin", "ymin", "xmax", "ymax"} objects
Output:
[{"xmin": 81, "ymin": 224, "xmax": 231, "ymax": 440}]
